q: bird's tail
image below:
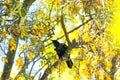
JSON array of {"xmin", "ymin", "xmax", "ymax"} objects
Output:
[{"xmin": 66, "ymin": 59, "xmax": 73, "ymax": 68}]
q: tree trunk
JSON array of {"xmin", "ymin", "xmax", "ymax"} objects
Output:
[
  {"xmin": 1, "ymin": 0, "xmax": 35, "ymax": 79},
  {"xmin": 1, "ymin": 38, "xmax": 18, "ymax": 80},
  {"xmin": 1, "ymin": 51, "xmax": 16, "ymax": 80}
]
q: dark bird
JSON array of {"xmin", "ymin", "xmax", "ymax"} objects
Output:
[{"xmin": 52, "ymin": 40, "xmax": 73, "ymax": 68}]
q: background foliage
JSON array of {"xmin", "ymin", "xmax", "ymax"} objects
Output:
[{"xmin": 0, "ymin": 0, "xmax": 120, "ymax": 80}]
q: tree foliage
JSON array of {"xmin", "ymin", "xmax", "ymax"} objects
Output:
[{"xmin": 0, "ymin": 0, "xmax": 119, "ymax": 80}]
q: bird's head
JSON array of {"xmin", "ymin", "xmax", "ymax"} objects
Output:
[{"xmin": 52, "ymin": 40, "xmax": 60, "ymax": 47}]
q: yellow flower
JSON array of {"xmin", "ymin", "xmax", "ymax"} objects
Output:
[
  {"xmin": 104, "ymin": 59, "xmax": 113, "ymax": 69},
  {"xmin": 37, "ymin": 12, "xmax": 44, "ymax": 18},
  {"xmin": 20, "ymin": 32, "xmax": 26, "ymax": 39},
  {"xmin": 28, "ymin": 52, "xmax": 35, "ymax": 60},
  {"xmin": 16, "ymin": 75, "xmax": 22, "ymax": 80},
  {"xmin": 39, "ymin": 31, "xmax": 44, "ymax": 37},
  {"xmin": 81, "ymin": 68, "xmax": 91, "ymax": 78},
  {"xmin": 106, "ymin": 73, "xmax": 112, "ymax": 80},
  {"xmin": 5, "ymin": 0, "xmax": 11, "ymax": 4},
  {"xmin": 8, "ymin": 38, "xmax": 16, "ymax": 51},
  {"xmin": 99, "ymin": 70, "xmax": 104, "ymax": 80},
  {"xmin": 45, "ymin": 0, "xmax": 52, "ymax": 3},
  {"xmin": 72, "ymin": 7, "xmax": 80, "ymax": 14},
  {"xmin": 16, "ymin": 57, "xmax": 23, "ymax": 70},
  {"xmin": 31, "ymin": 24, "xmax": 41, "ymax": 36},
  {"xmin": 55, "ymin": 0, "xmax": 61, "ymax": 4},
  {"xmin": 31, "ymin": 37, "xmax": 38, "ymax": 43},
  {"xmin": 18, "ymin": 2, "xmax": 23, "ymax": 6},
  {"xmin": 90, "ymin": 43, "xmax": 97, "ymax": 52},
  {"xmin": 19, "ymin": 46, "xmax": 24, "ymax": 52},
  {"xmin": 20, "ymin": 26, "xmax": 28, "ymax": 39},
  {"xmin": 83, "ymin": 32, "xmax": 92, "ymax": 42},
  {"xmin": 52, "ymin": 67, "xmax": 56, "ymax": 71},
  {"xmin": 106, "ymin": 61, "xmax": 113, "ymax": 69},
  {"xmin": 103, "ymin": 43, "xmax": 109, "ymax": 53},
  {"xmin": 1, "ymin": 28, "xmax": 8, "ymax": 41},
  {"xmin": 25, "ymin": 44, "xmax": 30, "ymax": 49},
  {"xmin": 74, "ymin": 74, "xmax": 81, "ymax": 80},
  {"xmin": 1, "ymin": 57, "xmax": 8, "ymax": 63},
  {"xmin": 60, "ymin": 65, "xmax": 66, "ymax": 74},
  {"xmin": 108, "ymin": 50, "xmax": 115, "ymax": 58}
]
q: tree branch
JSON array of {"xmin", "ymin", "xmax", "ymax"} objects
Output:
[
  {"xmin": 45, "ymin": 18, "xmax": 93, "ymax": 47},
  {"xmin": 60, "ymin": 15, "xmax": 71, "ymax": 45},
  {"xmin": 40, "ymin": 39, "xmax": 84, "ymax": 80},
  {"xmin": 40, "ymin": 60, "xmax": 60, "ymax": 80}
]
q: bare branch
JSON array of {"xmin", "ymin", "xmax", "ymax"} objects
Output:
[{"xmin": 60, "ymin": 15, "xmax": 71, "ymax": 45}]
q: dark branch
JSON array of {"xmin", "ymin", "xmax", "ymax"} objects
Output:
[{"xmin": 60, "ymin": 15, "xmax": 71, "ymax": 45}]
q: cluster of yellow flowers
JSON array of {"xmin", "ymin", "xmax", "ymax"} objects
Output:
[
  {"xmin": 16, "ymin": 75, "xmax": 22, "ymax": 80},
  {"xmin": 31, "ymin": 24, "xmax": 47, "ymax": 38},
  {"xmin": 16, "ymin": 57, "xmax": 23, "ymax": 70},
  {"xmin": 1, "ymin": 57, "xmax": 8, "ymax": 63},
  {"xmin": 8, "ymin": 38, "xmax": 16, "ymax": 51},
  {"xmin": 1, "ymin": 28, "xmax": 7, "ymax": 41},
  {"xmin": 28, "ymin": 52, "xmax": 35, "ymax": 60},
  {"xmin": 19, "ymin": 44, "xmax": 30, "ymax": 52},
  {"xmin": 4, "ymin": 0, "xmax": 11, "ymax": 4}
]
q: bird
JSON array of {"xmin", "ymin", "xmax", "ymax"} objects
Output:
[{"xmin": 52, "ymin": 40, "xmax": 73, "ymax": 68}]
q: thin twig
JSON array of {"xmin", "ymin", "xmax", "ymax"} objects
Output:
[
  {"xmin": 32, "ymin": 62, "xmax": 48, "ymax": 80},
  {"xmin": 0, "ymin": 47, "xmax": 7, "ymax": 55},
  {"xmin": 29, "ymin": 58, "xmax": 40, "ymax": 75}
]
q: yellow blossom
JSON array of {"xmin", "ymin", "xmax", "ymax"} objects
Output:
[
  {"xmin": 81, "ymin": 68, "xmax": 91, "ymax": 78},
  {"xmin": 31, "ymin": 37, "xmax": 38, "ymax": 43},
  {"xmin": 1, "ymin": 57, "xmax": 8, "ymax": 63},
  {"xmin": 20, "ymin": 32, "xmax": 26, "ymax": 39},
  {"xmin": 55, "ymin": 0, "xmax": 61, "ymax": 4},
  {"xmin": 8, "ymin": 38, "xmax": 16, "ymax": 51},
  {"xmin": 104, "ymin": 59, "xmax": 113, "ymax": 69},
  {"xmin": 28, "ymin": 52, "xmax": 35, "ymax": 60},
  {"xmin": 99, "ymin": 70, "xmax": 104, "ymax": 80},
  {"xmin": 37, "ymin": 11, "xmax": 44, "ymax": 18},
  {"xmin": 16, "ymin": 57, "xmax": 23, "ymax": 70},
  {"xmin": 18, "ymin": 2, "xmax": 23, "ymax": 6},
  {"xmin": 45, "ymin": 0, "xmax": 52, "ymax": 3},
  {"xmin": 39, "ymin": 31, "xmax": 44, "ymax": 37},
  {"xmin": 52, "ymin": 67, "xmax": 56, "ymax": 71},
  {"xmin": 19, "ymin": 46, "xmax": 24, "ymax": 52},
  {"xmin": 25, "ymin": 44, "xmax": 30, "ymax": 49},
  {"xmin": 108, "ymin": 50, "xmax": 115, "ymax": 58},
  {"xmin": 83, "ymin": 32, "xmax": 92, "ymax": 42},
  {"xmin": 16, "ymin": 75, "xmax": 22, "ymax": 80},
  {"xmin": 74, "ymin": 74, "xmax": 81, "ymax": 80},
  {"xmin": 106, "ymin": 73, "xmax": 112, "ymax": 80},
  {"xmin": 1, "ymin": 28, "xmax": 8, "ymax": 41},
  {"xmin": 60, "ymin": 65, "xmax": 66, "ymax": 74},
  {"xmin": 90, "ymin": 43, "xmax": 97, "ymax": 52},
  {"xmin": 5, "ymin": 0, "xmax": 11, "ymax": 4},
  {"xmin": 103, "ymin": 43, "xmax": 109, "ymax": 53},
  {"xmin": 20, "ymin": 26, "xmax": 28, "ymax": 39},
  {"xmin": 72, "ymin": 7, "xmax": 80, "ymax": 14},
  {"xmin": 31, "ymin": 24, "xmax": 41, "ymax": 36}
]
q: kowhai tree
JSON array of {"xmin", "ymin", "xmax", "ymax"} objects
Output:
[{"xmin": 0, "ymin": 0, "xmax": 120, "ymax": 80}]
